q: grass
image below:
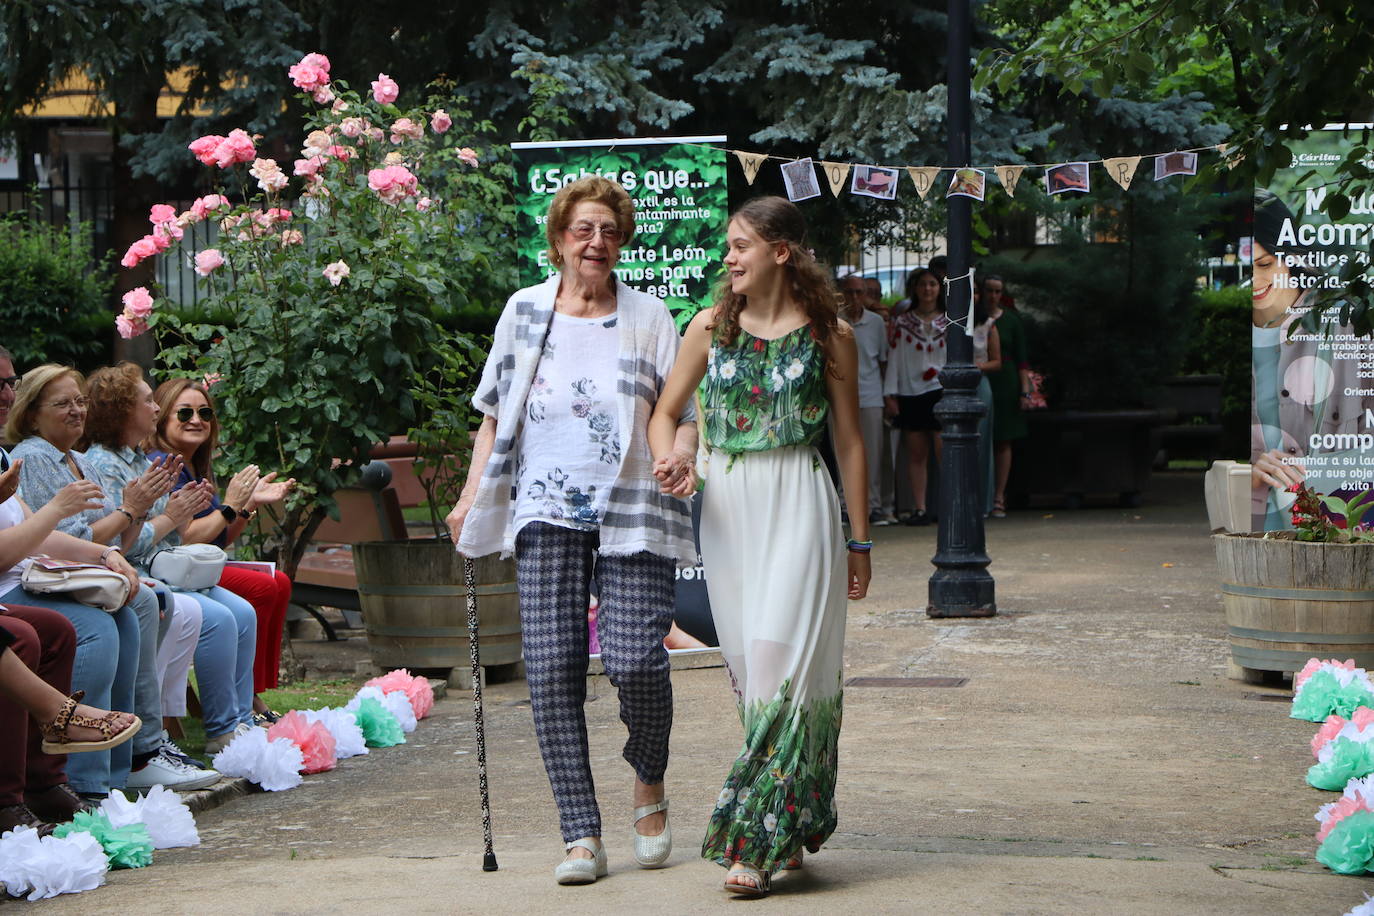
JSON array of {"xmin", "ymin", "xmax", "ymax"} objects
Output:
[{"xmin": 172, "ymin": 676, "xmax": 363, "ymax": 760}]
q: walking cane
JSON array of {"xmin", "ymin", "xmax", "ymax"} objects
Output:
[{"xmin": 464, "ymin": 556, "xmax": 499, "ymax": 871}]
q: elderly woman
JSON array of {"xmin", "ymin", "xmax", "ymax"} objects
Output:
[
  {"xmin": 81, "ymin": 362, "xmax": 259, "ymax": 756},
  {"xmin": 447, "ymin": 176, "xmax": 698, "ymax": 885},
  {"xmin": 145, "ymin": 377, "xmax": 295, "ymax": 722},
  {"xmin": 8, "ymin": 365, "xmax": 219, "ymax": 791}
]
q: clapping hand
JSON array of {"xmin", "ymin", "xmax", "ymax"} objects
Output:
[
  {"xmin": 52, "ymin": 480, "xmax": 106, "ymax": 518},
  {"xmin": 0, "ymin": 459, "xmax": 21, "ymax": 504},
  {"xmin": 165, "ymin": 480, "xmax": 215, "ymax": 525},
  {"xmin": 251, "ymin": 472, "xmax": 296, "ymax": 507},
  {"xmin": 224, "ymin": 464, "xmax": 261, "ymax": 512},
  {"xmin": 123, "ymin": 454, "xmax": 179, "ymax": 515}
]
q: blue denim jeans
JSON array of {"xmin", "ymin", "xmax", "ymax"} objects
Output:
[
  {"xmin": 184, "ymin": 586, "xmax": 257, "ymax": 739},
  {"xmin": 127, "ymin": 583, "xmax": 165, "ymax": 757},
  {"xmin": 1, "ymin": 586, "xmax": 138, "ymax": 796}
]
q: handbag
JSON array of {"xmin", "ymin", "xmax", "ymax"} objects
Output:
[
  {"xmin": 20, "ymin": 556, "xmax": 131, "ymax": 612},
  {"xmin": 149, "ymin": 543, "xmax": 228, "ymax": 591}
]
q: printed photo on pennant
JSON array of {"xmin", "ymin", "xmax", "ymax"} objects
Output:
[
  {"xmin": 907, "ymin": 166, "xmax": 941, "ymax": 200},
  {"xmin": 733, "ymin": 150, "xmax": 767, "ymax": 186},
  {"xmin": 1103, "ymin": 156, "xmax": 1141, "ymax": 190},
  {"xmin": 1154, "ymin": 151, "xmax": 1198, "ymax": 180},
  {"xmin": 995, "ymin": 165, "xmax": 1024, "ymax": 198},
  {"xmin": 850, "ymin": 165, "xmax": 899, "ymax": 200},
  {"xmin": 820, "ymin": 161, "xmax": 851, "ymax": 197},
  {"xmin": 780, "ymin": 158, "xmax": 821, "ymax": 202},
  {"xmin": 1046, "ymin": 162, "xmax": 1090, "ymax": 195},
  {"xmin": 946, "ymin": 168, "xmax": 986, "ymax": 202}
]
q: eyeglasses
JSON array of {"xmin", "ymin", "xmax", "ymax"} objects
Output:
[
  {"xmin": 176, "ymin": 406, "xmax": 215, "ymax": 423},
  {"xmin": 0, "ymin": 376, "xmax": 18, "ymax": 390},
  {"xmin": 565, "ymin": 222, "xmax": 625, "ymax": 243},
  {"xmin": 45, "ymin": 397, "xmax": 88, "ymax": 412}
]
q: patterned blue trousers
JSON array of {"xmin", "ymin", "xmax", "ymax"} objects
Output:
[{"xmin": 515, "ymin": 522, "xmax": 676, "ymax": 843}]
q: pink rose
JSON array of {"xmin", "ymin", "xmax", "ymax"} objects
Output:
[
  {"xmin": 416, "ymin": 197, "xmax": 432, "ymax": 212},
  {"xmin": 250, "ymin": 158, "xmax": 288, "ymax": 192},
  {"xmin": 331, "ymin": 99, "xmax": 348, "ymax": 114},
  {"xmin": 194, "ymin": 249, "xmax": 225, "ymax": 277},
  {"xmin": 120, "ymin": 236, "xmax": 160, "ymax": 268},
  {"xmin": 367, "ymin": 164, "xmax": 418, "ymax": 205},
  {"xmin": 147, "ymin": 230, "xmax": 173, "ymax": 253},
  {"xmin": 430, "ymin": 110, "xmax": 451, "ymax": 134},
  {"xmin": 365, "ymin": 127, "xmax": 385, "ymax": 143},
  {"xmin": 122, "ymin": 286, "xmax": 155, "ymax": 317},
  {"xmin": 458, "ymin": 147, "xmax": 479, "ymax": 168},
  {"xmin": 312, "ymin": 85, "xmax": 335, "ymax": 105},
  {"xmin": 188, "ymin": 194, "xmax": 223, "ymax": 221},
  {"xmin": 327, "ymin": 145, "xmax": 354, "ymax": 162},
  {"xmin": 279, "ymin": 229, "xmax": 303, "ymax": 246},
  {"xmin": 213, "ymin": 129, "xmax": 257, "ymax": 168},
  {"xmin": 188, "ymin": 135, "xmax": 225, "ymax": 166},
  {"xmin": 371, "ymin": 73, "xmax": 399, "ymax": 105},
  {"xmin": 301, "ymin": 129, "xmax": 331, "ymax": 158},
  {"xmin": 148, "ymin": 204, "xmax": 177, "ymax": 224},
  {"xmin": 288, "ymin": 53, "xmax": 331, "ymax": 91},
  {"xmin": 293, "ymin": 156, "xmax": 325, "ymax": 177},
  {"xmin": 115, "ymin": 313, "xmax": 148, "ymax": 340},
  {"xmin": 322, "ymin": 260, "xmax": 350, "ymax": 286},
  {"xmin": 203, "ymin": 372, "xmax": 223, "ymax": 389},
  {"xmin": 339, "ymin": 117, "xmax": 365, "ymax": 138},
  {"xmin": 153, "ymin": 222, "xmax": 183, "ymax": 244},
  {"xmin": 389, "ymin": 117, "xmax": 423, "ymax": 144}
]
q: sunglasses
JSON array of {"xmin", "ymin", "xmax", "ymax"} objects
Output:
[
  {"xmin": 0, "ymin": 376, "xmax": 18, "ymax": 390},
  {"xmin": 176, "ymin": 406, "xmax": 215, "ymax": 423}
]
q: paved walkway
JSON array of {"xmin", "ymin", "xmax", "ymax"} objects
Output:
[{"xmin": 36, "ymin": 472, "xmax": 1372, "ymax": 914}]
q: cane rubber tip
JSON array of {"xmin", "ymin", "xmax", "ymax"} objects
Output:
[{"xmin": 482, "ymin": 853, "xmax": 499, "ymax": 872}]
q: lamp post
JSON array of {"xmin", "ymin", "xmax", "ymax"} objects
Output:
[{"xmin": 928, "ymin": 0, "xmax": 996, "ymax": 618}]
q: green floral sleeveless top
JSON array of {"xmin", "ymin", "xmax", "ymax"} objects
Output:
[{"xmin": 699, "ymin": 324, "xmax": 829, "ymax": 453}]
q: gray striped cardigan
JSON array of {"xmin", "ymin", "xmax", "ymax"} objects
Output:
[{"xmin": 457, "ymin": 272, "xmax": 697, "ymax": 566}]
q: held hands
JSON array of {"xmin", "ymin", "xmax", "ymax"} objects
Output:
[
  {"xmin": 165, "ymin": 480, "xmax": 215, "ymax": 525},
  {"xmin": 883, "ymin": 396, "xmax": 898, "ymax": 421},
  {"xmin": 1252, "ymin": 448, "xmax": 1306, "ymax": 493},
  {"xmin": 652, "ymin": 449, "xmax": 697, "ymax": 498},
  {"xmin": 0, "ymin": 459, "xmax": 21, "ymax": 504},
  {"xmin": 847, "ymin": 550, "xmax": 871, "ymax": 600},
  {"xmin": 103, "ymin": 550, "xmax": 141, "ymax": 596},
  {"xmin": 52, "ymin": 480, "xmax": 106, "ymax": 518}
]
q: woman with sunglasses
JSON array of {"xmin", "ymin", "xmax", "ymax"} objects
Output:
[
  {"xmin": 448, "ymin": 176, "xmax": 698, "ymax": 884},
  {"xmin": 144, "ymin": 378, "xmax": 296, "ymax": 725}
]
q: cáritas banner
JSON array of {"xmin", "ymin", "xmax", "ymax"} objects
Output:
[
  {"xmin": 511, "ymin": 136, "xmax": 728, "ymax": 331},
  {"xmin": 1252, "ymin": 124, "xmax": 1374, "ymax": 530}
]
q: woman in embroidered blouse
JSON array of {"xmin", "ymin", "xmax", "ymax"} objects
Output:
[
  {"xmin": 446, "ymin": 176, "xmax": 698, "ymax": 885},
  {"xmin": 648, "ymin": 196, "xmax": 871, "ymax": 897},
  {"xmin": 884, "ymin": 267, "xmax": 948, "ymax": 525},
  {"xmin": 81, "ymin": 362, "xmax": 260, "ymax": 756}
]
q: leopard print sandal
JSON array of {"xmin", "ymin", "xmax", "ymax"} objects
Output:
[{"xmin": 39, "ymin": 690, "xmax": 141, "ymax": 755}]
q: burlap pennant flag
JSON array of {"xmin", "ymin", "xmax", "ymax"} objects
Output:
[
  {"xmin": 1103, "ymin": 156, "xmax": 1142, "ymax": 190},
  {"xmin": 1217, "ymin": 143, "xmax": 1245, "ymax": 171},
  {"xmin": 820, "ymin": 161, "xmax": 851, "ymax": 197},
  {"xmin": 995, "ymin": 165, "xmax": 1025, "ymax": 197},
  {"xmin": 906, "ymin": 167, "xmax": 941, "ymax": 199},
  {"xmin": 733, "ymin": 150, "xmax": 767, "ymax": 186}
]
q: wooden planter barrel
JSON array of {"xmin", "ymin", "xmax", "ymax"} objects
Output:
[
  {"xmin": 1213, "ymin": 533, "xmax": 1374, "ymax": 679},
  {"xmin": 354, "ymin": 539, "xmax": 520, "ymax": 678}
]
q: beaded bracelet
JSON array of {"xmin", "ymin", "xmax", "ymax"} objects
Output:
[{"xmin": 846, "ymin": 538, "xmax": 873, "ymax": 553}]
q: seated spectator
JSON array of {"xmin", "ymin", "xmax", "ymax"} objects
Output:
[
  {"xmin": 0, "ymin": 450, "xmax": 149, "ymax": 802},
  {"xmin": 8, "ymin": 364, "xmax": 218, "ymax": 791},
  {"xmin": 81, "ymin": 362, "xmax": 259, "ymax": 756},
  {"xmin": 146, "ymin": 378, "xmax": 295, "ymax": 723}
]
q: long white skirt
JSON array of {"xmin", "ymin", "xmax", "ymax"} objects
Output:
[{"xmin": 698, "ymin": 444, "xmax": 847, "ymax": 870}]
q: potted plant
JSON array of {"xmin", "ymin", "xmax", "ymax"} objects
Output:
[
  {"xmin": 119, "ymin": 53, "xmax": 500, "ymax": 582},
  {"xmin": 1215, "ymin": 484, "xmax": 1374, "ymax": 682}
]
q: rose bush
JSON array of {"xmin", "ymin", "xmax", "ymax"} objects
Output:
[{"xmin": 115, "ymin": 53, "xmax": 513, "ymax": 576}]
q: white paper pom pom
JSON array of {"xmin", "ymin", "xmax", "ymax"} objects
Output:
[
  {"xmin": 134, "ymin": 786, "xmax": 200, "ymax": 848},
  {"xmin": 1345, "ymin": 894, "xmax": 1374, "ymax": 916},
  {"xmin": 380, "ymin": 690, "xmax": 418, "ymax": 733},
  {"xmin": 299, "ymin": 706, "xmax": 368, "ymax": 758},
  {"xmin": 0, "ymin": 826, "xmax": 108, "ymax": 900},
  {"xmin": 212, "ymin": 728, "xmax": 305, "ymax": 791}
]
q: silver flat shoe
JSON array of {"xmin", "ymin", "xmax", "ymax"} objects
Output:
[
  {"xmin": 554, "ymin": 837, "xmax": 607, "ymax": 885},
  {"xmin": 632, "ymin": 799, "xmax": 671, "ymax": 868}
]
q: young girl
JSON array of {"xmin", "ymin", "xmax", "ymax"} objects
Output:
[
  {"xmin": 648, "ymin": 196, "xmax": 871, "ymax": 897},
  {"xmin": 884, "ymin": 267, "xmax": 947, "ymax": 525}
]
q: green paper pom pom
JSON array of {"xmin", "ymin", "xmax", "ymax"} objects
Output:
[
  {"xmin": 351, "ymin": 696, "xmax": 406, "ymax": 747},
  {"xmin": 53, "ymin": 810, "xmax": 154, "ymax": 869},
  {"xmin": 1292, "ymin": 670, "xmax": 1374, "ymax": 722},
  {"xmin": 1317, "ymin": 809, "xmax": 1374, "ymax": 874},
  {"xmin": 1307, "ymin": 738, "xmax": 1374, "ymax": 790}
]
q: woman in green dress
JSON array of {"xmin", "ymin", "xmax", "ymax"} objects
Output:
[{"xmin": 648, "ymin": 196, "xmax": 871, "ymax": 897}]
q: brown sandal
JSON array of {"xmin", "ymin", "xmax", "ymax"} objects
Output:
[{"xmin": 39, "ymin": 690, "xmax": 141, "ymax": 755}]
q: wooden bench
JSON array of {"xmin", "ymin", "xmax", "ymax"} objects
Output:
[{"xmin": 292, "ymin": 438, "xmax": 451, "ymax": 639}]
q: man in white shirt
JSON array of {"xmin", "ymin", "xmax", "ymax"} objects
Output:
[{"xmin": 840, "ymin": 275, "xmax": 895, "ymax": 525}]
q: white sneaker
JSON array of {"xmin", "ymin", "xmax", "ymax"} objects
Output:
[
  {"xmin": 125, "ymin": 748, "xmax": 220, "ymax": 792},
  {"xmin": 204, "ymin": 721, "xmax": 256, "ymax": 756}
]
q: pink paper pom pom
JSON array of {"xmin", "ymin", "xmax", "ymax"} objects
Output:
[
  {"xmin": 1316, "ymin": 715, "xmax": 1349, "ymax": 758},
  {"xmin": 366, "ymin": 669, "xmax": 435, "ymax": 719},
  {"xmin": 268, "ymin": 711, "xmax": 337, "ymax": 774}
]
